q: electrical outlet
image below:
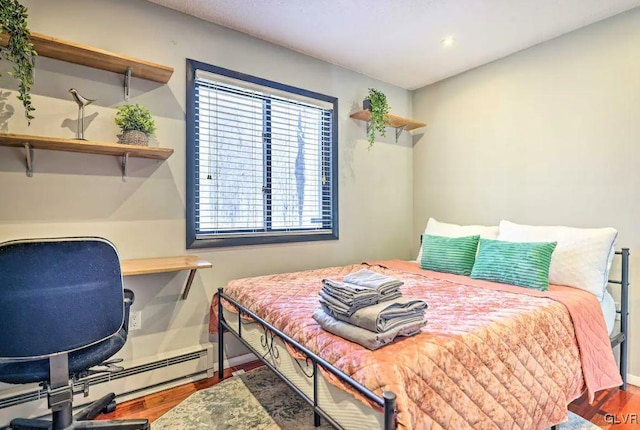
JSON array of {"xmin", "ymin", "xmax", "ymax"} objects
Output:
[{"xmin": 129, "ymin": 311, "xmax": 142, "ymax": 331}]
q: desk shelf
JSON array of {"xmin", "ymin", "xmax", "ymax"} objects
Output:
[
  {"xmin": 122, "ymin": 256, "xmax": 212, "ymax": 300},
  {"xmin": 0, "ymin": 133, "xmax": 173, "ymax": 179}
]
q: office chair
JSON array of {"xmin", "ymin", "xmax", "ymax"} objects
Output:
[{"xmin": 0, "ymin": 237, "xmax": 149, "ymax": 430}]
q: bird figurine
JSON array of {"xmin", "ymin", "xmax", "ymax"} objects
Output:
[{"xmin": 69, "ymin": 88, "xmax": 96, "ymax": 140}]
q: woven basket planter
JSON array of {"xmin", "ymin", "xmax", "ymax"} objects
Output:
[{"xmin": 118, "ymin": 130, "xmax": 149, "ymax": 146}]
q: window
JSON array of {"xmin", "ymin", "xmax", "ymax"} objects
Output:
[{"xmin": 186, "ymin": 60, "xmax": 338, "ymax": 248}]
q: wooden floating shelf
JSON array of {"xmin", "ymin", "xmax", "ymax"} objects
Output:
[
  {"xmin": 122, "ymin": 256, "xmax": 213, "ymax": 299},
  {"xmin": 0, "ymin": 133, "xmax": 173, "ymax": 159},
  {"xmin": 0, "ymin": 133, "xmax": 173, "ymax": 179},
  {"xmin": 0, "ymin": 32, "xmax": 173, "ymax": 84},
  {"xmin": 121, "ymin": 256, "xmax": 212, "ymax": 276},
  {"xmin": 350, "ymin": 110, "xmax": 426, "ymax": 131}
]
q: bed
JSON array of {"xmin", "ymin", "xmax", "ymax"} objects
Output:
[{"xmin": 211, "ymin": 251, "xmax": 629, "ymax": 430}]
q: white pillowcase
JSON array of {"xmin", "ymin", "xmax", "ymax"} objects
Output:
[
  {"xmin": 497, "ymin": 220, "xmax": 617, "ymax": 300},
  {"xmin": 417, "ymin": 218, "xmax": 499, "ymax": 261}
]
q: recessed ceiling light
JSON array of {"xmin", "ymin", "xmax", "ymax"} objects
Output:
[{"xmin": 441, "ymin": 36, "xmax": 456, "ymax": 47}]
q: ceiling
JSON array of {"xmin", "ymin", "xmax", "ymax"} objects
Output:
[{"xmin": 148, "ymin": 0, "xmax": 640, "ymax": 90}]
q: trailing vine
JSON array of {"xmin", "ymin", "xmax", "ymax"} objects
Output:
[
  {"xmin": 367, "ymin": 88, "xmax": 390, "ymax": 148},
  {"xmin": 0, "ymin": 0, "xmax": 36, "ymax": 123}
]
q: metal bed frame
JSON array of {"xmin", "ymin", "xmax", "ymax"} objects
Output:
[
  {"xmin": 217, "ymin": 248, "xmax": 630, "ymax": 430},
  {"xmin": 610, "ymin": 248, "xmax": 630, "ymax": 391}
]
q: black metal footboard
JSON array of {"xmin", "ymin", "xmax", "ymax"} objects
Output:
[{"xmin": 217, "ymin": 289, "xmax": 397, "ymax": 430}]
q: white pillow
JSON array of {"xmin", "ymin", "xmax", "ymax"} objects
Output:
[
  {"xmin": 417, "ymin": 218, "xmax": 499, "ymax": 261},
  {"xmin": 497, "ymin": 220, "xmax": 617, "ymax": 300}
]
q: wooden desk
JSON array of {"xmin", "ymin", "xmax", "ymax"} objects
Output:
[{"xmin": 121, "ymin": 256, "xmax": 212, "ymax": 299}]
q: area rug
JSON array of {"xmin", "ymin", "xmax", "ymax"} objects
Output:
[{"xmin": 152, "ymin": 366, "xmax": 601, "ymax": 429}]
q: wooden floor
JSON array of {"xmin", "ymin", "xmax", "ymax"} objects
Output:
[
  {"xmin": 98, "ymin": 361, "xmax": 264, "ymax": 422},
  {"xmin": 101, "ymin": 361, "xmax": 640, "ymax": 428},
  {"xmin": 569, "ymin": 383, "xmax": 640, "ymax": 429}
]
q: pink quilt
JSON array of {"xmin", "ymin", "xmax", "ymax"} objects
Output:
[{"xmin": 210, "ymin": 260, "xmax": 621, "ymax": 430}]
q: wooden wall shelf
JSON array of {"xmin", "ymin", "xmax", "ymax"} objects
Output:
[
  {"xmin": 1, "ymin": 32, "xmax": 173, "ymax": 83},
  {"xmin": 0, "ymin": 133, "xmax": 173, "ymax": 179},
  {"xmin": 350, "ymin": 109, "xmax": 426, "ymax": 142},
  {"xmin": 1, "ymin": 32, "xmax": 173, "ymax": 99},
  {"xmin": 122, "ymin": 256, "xmax": 213, "ymax": 299}
]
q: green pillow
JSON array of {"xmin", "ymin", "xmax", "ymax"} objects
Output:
[
  {"xmin": 420, "ymin": 234, "xmax": 480, "ymax": 276},
  {"xmin": 470, "ymin": 239, "xmax": 557, "ymax": 291}
]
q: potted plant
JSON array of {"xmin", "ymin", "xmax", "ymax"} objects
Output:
[
  {"xmin": 363, "ymin": 88, "xmax": 390, "ymax": 148},
  {"xmin": 115, "ymin": 103, "xmax": 156, "ymax": 146},
  {"xmin": 0, "ymin": 0, "xmax": 36, "ymax": 123}
]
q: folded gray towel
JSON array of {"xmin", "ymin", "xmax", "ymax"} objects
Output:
[
  {"xmin": 322, "ymin": 278, "xmax": 373, "ymax": 293},
  {"xmin": 376, "ymin": 290, "xmax": 403, "ymax": 302},
  {"xmin": 343, "ymin": 269, "xmax": 404, "ymax": 296},
  {"xmin": 328, "ymin": 288, "xmax": 402, "ymax": 306},
  {"xmin": 320, "ymin": 276, "xmax": 404, "ymax": 316},
  {"xmin": 322, "ymin": 280, "xmax": 379, "ymax": 303},
  {"xmin": 322, "ymin": 278, "xmax": 402, "ymax": 300},
  {"xmin": 320, "ymin": 297, "xmax": 427, "ymax": 332},
  {"xmin": 313, "ymin": 307, "xmax": 426, "ymax": 350},
  {"xmin": 319, "ymin": 290, "xmax": 378, "ymax": 316}
]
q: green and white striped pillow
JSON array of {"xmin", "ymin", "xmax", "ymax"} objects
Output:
[
  {"xmin": 420, "ymin": 234, "xmax": 480, "ymax": 276},
  {"xmin": 470, "ymin": 239, "xmax": 557, "ymax": 291}
]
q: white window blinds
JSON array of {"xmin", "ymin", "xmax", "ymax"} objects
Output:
[{"xmin": 191, "ymin": 67, "xmax": 337, "ymax": 246}]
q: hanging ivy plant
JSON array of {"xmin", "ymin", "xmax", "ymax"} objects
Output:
[
  {"xmin": 365, "ymin": 88, "xmax": 390, "ymax": 148},
  {"xmin": 0, "ymin": 0, "xmax": 36, "ymax": 123}
]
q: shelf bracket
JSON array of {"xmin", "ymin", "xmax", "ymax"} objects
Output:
[
  {"xmin": 24, "ymin": 143, "xmax": 34, "ymax": 177},
  {"xmin": 395, "ymin": 125, "xmax": 407, "ymax": 142},
  {"xmin": 124, "ymin": 67, "xmax": 132, "ymax": 101},
  {"xmin": 181, "ymin": 269, "xmax": 198, "ymax": 300},
  {"xmin": 365, "ymin": 122, "xmax": 406, "ymax": 143},
  {"xmin": 121, "ymin": 152, "xmax": 130, "ymax": 182}
]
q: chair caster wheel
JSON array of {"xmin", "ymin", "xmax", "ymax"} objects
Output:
[{"xmin": 103, "ymin": 400, "xmax": 116, "ymax": 414}]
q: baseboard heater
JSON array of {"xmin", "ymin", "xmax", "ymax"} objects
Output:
[{"xmin": 0, "ymin": 346, "xmax": 213, "ymax": 423}]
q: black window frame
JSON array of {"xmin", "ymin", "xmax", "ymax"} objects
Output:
[{"xmin": 186, "ymin": 59, "xmax": 339, "ymax": 249}]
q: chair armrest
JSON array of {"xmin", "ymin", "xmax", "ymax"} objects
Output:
[
  {"xmin": 123, "ymin": 289, "xmax": 135, "ymax": 334},
  {"xmin": 124, "ymin": 289, "xmax": 135, "ymax": 308}
]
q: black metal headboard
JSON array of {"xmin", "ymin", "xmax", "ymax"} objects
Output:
[{"xmin": 609, "ymin": 249, "xmax": 630, "ymax": 390}]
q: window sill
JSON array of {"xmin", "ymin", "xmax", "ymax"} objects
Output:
[{"xmin": 187, "ymin": 232, "xmax": 338, "ymax": 249}]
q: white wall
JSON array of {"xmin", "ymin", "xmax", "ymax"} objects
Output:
[
  {"xmin": 412, "ymin": 8, "xmax": 640, "ymax": 378},
  {"xmin": 0, "ymin": 0, "xmax": 413, "ymax": 399}
]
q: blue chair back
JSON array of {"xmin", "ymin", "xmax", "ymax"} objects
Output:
[{"xmin": 0, "ymin": 238, "xmax": 124, "ymax": 359}]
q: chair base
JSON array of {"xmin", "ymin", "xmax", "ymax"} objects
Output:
[{"xmin": 9, "ymin": 393, "xmax": 149, "ymax": 430}]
